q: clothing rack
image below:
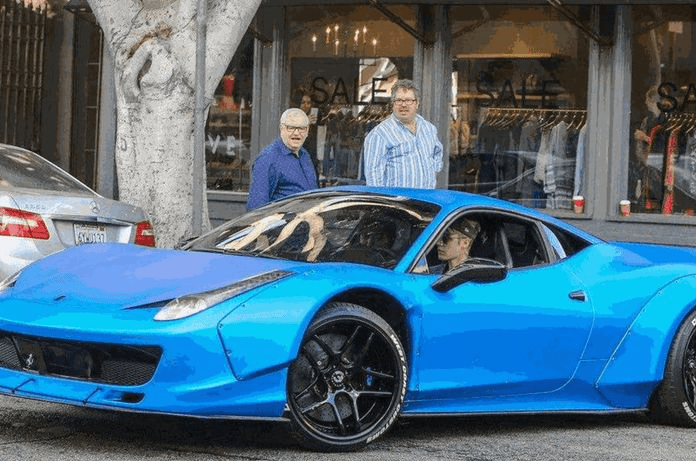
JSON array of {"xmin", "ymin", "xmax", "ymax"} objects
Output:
[
  {"xmin": 661, "ymin": 112, "xmax": 696, "ymax": 134},
  {"xmin": 483, "ymin": 107, "xmax": 587, "ymax": 113},
  {"xmin": 318, "ymin": 103, "xmax": 390, "ymax": 125},
  {"xmin": 480, "ymin": 107, "xmax": 587, "ymax": 131},
  {"xmin": 315, "ymin": 104, "xmax": 391, "ymax": 183}
]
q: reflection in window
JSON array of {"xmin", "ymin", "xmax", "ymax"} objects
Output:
[
  {"xmin": 449, "ymin": 5, "xmax": 589, "ymax": 210},
  {"xmin": 288, "ymin": 5, "xmax": 416, "ymax": 186},
  {"xmin": 205, "ymin": 32, "xmax": 254, "ymax": 192},
  {"xmin": 629, "ymin": 5, "xmax": 696, "ymax": 216},
  {"xmin": 0, "ymin": 146, "xmax": 92, "ymax": 193},
  {"xmin": 189, "ymin": 192, "xmax": 439, "ymax": 269}
]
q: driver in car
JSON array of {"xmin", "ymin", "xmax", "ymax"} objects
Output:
[{"xmin": 431, "ymin": 218, "xmax": 481, "ymax": 274}]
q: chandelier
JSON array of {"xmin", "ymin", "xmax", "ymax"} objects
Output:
[
  {"xmin": 311, "ymin": 24, "xmax": 378, "ymax": 57},
  {"xmin": 20, "ymin": 0, "xmax": 50, "ymax": 10}
]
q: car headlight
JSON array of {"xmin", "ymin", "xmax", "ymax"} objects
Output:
[
  {"xmin": 0, "ymin": 271, "xmax": 20, "ymax": 296},
  {"xmin": 154, "ymin": 270, "xmax": 293, "ymax": 321}
]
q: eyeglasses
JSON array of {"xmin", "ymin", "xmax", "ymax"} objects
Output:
[
  {"xmin": 283, "ymin": 124, "xmax": 309, "ymax": 134},
  {"xmin": 393, "ymin": 98, "xmax": 417, "ymax": 106},
  {"xmin": 436, "ymin": 233, "xmax": 467, "ymax": 246}
]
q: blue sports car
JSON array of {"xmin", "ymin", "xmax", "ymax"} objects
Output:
[{"xmin": 0, "ymin": 187, "xmax": 694, "ymax": 452}]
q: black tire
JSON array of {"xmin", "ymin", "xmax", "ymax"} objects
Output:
[
  {"xmin": 286, "ymin": 302, "xmax": 407, "ymax": 451},
  {"xmin": 650, "ymin": 311, "xmax": 696, "ymax": 426}
]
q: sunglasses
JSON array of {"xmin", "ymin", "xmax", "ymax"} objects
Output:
[{"xmin": 436, "ymin": 233, "xmax": 467, "ymax": 246}]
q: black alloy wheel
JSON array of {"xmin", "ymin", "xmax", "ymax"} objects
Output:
[
  {"xmin": 650, "ymin": 311, "xmax": 696, "ymax": 426},
  {"xmin": 682, "ymin": 326, "xmax": 695, "ymax": 412},
  {"xmin": 286, "ymin": 303, "xmax": 407, "ymax": 452}
]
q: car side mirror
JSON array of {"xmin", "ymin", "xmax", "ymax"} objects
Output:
[{"xmin": 431, "ymin": 258, "xmax": 507, "ymax": 293}]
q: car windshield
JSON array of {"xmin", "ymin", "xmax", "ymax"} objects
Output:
[
  {"xmin": 188, "ymin": 192, "xmax": 440, "ymax": 268},
  {"xmin": 0, "ymin": 145, "xmax": 93, "ymax": 193}
]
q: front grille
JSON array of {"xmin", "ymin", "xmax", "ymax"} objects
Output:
[
  {"xmin": 0, "ymin": 331, "xmax": 162, "ymax": 386},
  {"xmin": 0, "ymin": 337, "xmax": 21, "ymax": 368}
]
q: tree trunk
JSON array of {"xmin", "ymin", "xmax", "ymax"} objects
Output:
[{"xmin": 87, "ymin": 0, "xmax": 261, "ymax": 247}]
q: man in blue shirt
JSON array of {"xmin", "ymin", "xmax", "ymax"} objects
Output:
[
  {"xmin": 363, "ymin": 79, "xmax": 443, "ymax": 188},
  {"xmin": 247, "ymin": 108, "xmax": 319, "ymax": 210}
]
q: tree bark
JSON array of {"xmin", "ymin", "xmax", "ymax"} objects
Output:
[{"xmin": 87, "ymin": 0, "xmax": 261, "ymax": 247}]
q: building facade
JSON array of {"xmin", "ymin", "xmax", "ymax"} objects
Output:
[
  {"xmin": 207, "ymin": 1, "xmax": 696, "ymax": 246},
  {"xmin": 3, "ymin": 1, "xmax": 695, "ymax": 246}
]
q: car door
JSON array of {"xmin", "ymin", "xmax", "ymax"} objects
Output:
[{"xmin": 409, "ymin": 214, "xmax": 594, "ymax": 402}]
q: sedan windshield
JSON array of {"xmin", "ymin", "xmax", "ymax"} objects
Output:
[{"xmin": 188, "ymin": 192, "xmax": 440, "ymax": 268}]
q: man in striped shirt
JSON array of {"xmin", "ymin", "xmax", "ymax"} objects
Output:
[{"xmin": 363, "ymin": 79, "xmax": 443, "ymax": 188}]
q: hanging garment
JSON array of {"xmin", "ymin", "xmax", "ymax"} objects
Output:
[
  {"xmin": 686, "ymin": 134, "xmax": 696, "ymax": 199},
  {"xmin": 316, "ymin": 125, "xmax": 327, "ymax": 163},
  {"xmin": 643, "ymin": 124, "xmax": 666, "ymax": 211},
  {"xmin": 534, "ymin": 128, "xmax": 552, "ymax": 185},
  {"xmin": 475, "ymin": 123, "xmax": 500, "ymax": 194},
  {"xmin": 573, "ymin": 124, "xmax": 587, "ymax": 197},
  {"xmin": 517, "ymin": 118, "xmax": 542, "ymax": 201},
  {"xmin": 661, "ymin": 125, "xmax": 682, "ymax": 215},
  {"xmin": 544, "ymin": 121, "xmax": 571, "ymax": 209}
]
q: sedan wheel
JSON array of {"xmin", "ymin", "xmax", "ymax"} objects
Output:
[
  {"xmin": 286, "ymin": 302, "xmax": 407, "ymax": 451},
  {"xmin": 650, "ymin": 311, "xmax": 696, "ymax": 426}
]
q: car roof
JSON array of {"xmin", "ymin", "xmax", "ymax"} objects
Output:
[
  {"xmin": 310, "ymin": 185, "xmax": 603, "ymax": 244},
  {"xmin": 329, "ymin": 185, "xmax": 519, "ymax": 208}
]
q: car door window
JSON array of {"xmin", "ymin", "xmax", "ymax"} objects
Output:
[
  {"xmin": 500, "ymin": 220, "xmax": 547, "ymax": 268},
  {"xmin": 541, "ymin": 223, "xmax": 592, "ymax": 259},
  {"xmin": 540, "ymin": 224, "xmax": 567, "ymax": 260},
  {"xmin": 468, "ymin": 221, "xmax": 512, "ymax": 267},
  {"xmin": 413, "ymin": 211, "xmax": 553, "ymax": 274}
]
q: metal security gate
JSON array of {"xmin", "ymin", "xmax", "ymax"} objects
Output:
[
  {"xmin": 0, "ymin": 0, "xmax": 47, "ymax": 150},
  {"xmin": 70, "ymin": 16, "xmax": 103, "ymax": 190}
]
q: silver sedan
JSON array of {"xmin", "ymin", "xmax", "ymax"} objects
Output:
[{"xmin": 0, "ymin": 143, "xmax": 155, "ymax": 279}]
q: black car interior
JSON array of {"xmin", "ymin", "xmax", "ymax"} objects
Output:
[
  {"xmin": 469, "ymin": 222, "xmax": 513, "ymax": 267},
  {"xmin": 425, "ymin": 212, "xmax": 549, "ymax": 273}
]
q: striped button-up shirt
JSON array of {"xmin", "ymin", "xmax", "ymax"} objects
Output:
[{"xmin": 363, "ymin": 114, "xmax": 443, "ymax": 188}]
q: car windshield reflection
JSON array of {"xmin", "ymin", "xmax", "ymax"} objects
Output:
[{"xmin": 188, "ymin": 192, "xmax": 440, "ymax": 268}]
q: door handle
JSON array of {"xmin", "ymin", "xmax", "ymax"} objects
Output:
[{"xmin": 568, "ymin": 290, "xmax": 586, "ymax": 302}]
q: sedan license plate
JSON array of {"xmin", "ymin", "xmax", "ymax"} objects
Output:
[{"xmin": 74, "ymin": 223, "xmax": 107, "ymax": 245}]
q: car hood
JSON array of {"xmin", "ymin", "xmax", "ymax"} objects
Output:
[{"xmin": 9, "ymin": 243, "xmax": 301, "ymax": 308}]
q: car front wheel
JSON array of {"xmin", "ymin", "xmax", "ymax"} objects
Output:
[
  {"xmin": 650, "ymin": 310, "xmax": 696, "ymax": 426},
  {"xmin": 286, "ymin": 302, "xmax": 407, "ymax": 451}
]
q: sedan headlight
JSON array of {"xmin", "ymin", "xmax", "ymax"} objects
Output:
[{"xmin": 154, "ymin": 270, "xmax": 293, "ymax": 321}]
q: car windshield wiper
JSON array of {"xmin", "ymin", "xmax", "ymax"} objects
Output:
[
  {"xmin": 188, "ymin": 247, "xmax": 252, "ymax": 256},
  {"xmin": 190, "ymin": 246, "xmax": 295, "ymax": 261},
  {"xmin": 190, "ymin": 247, "xmax": 290, "ymax": 260}
]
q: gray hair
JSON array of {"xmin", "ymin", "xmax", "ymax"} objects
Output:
[
  {"xmin": 280, "ymin": 108, "xmax": 309, "ymax": 126},
  {"xmin": 391, "ymin": 79, "xmax": 420, "ymax": 102}
]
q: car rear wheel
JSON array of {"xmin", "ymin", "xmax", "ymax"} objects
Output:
[
  {"xmin": 650, "ymin": 310, "xmax": 695, "ymax": 426},
  {"xmin": 286, "ymin": 302, "xmax": 407, "ymax": 451}
]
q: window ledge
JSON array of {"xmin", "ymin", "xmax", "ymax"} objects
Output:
[{"xmin": 606, "ymin": 213, "xmax": 696, "ymax": 226}]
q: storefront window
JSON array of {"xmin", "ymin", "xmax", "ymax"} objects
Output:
[
  {"xmin": 205, "ymin": 32, "xmax": 254, "ymax": 191},
  {"xmin": 450, "ymin": 6, "xmax": 589, "ymax": 211},
  {"xmin": 288, "ymin": 5, "xmax": 416, "ymax": 185},
  {"xmin": 629, "ymin": 5, "xmax": 695, "ymax": 216}
]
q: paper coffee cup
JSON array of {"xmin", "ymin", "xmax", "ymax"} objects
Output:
[
  {"xmin": 573, "ymin": 196, "xmax": 584, "ymax": 214},
  {"xmin": 619, "ymin": 200, "xmax": 631, "ymax": 217}
]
